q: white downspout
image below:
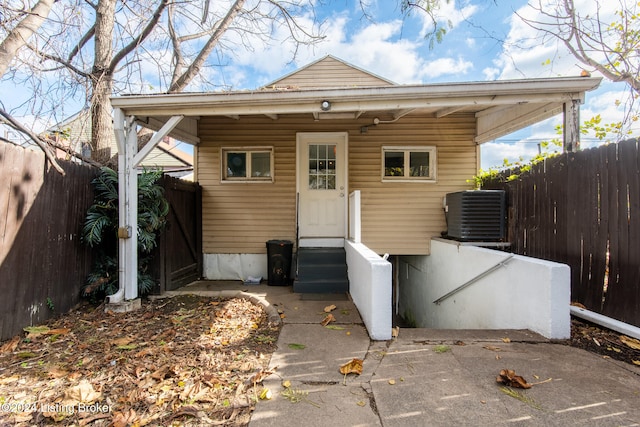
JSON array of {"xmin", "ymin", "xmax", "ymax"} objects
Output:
[{"xmin": 124, "ymin": 123, "xmax": 138, "ymax": 300}]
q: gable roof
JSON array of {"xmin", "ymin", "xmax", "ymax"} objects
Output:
[{"xmin": 265, "ymin": 55, "xmax": 395, "ymax": 89}]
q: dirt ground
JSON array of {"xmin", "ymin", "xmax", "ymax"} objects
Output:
[
  {"xmin": 0, "ymin": 295, "xmax": 280, "ymax": 426},
  {"xmin": 1, "ymin": 295, "xmax": 639, "ymax": 426},
  {"xmin": 570, "ymin": 317, "xmax": 640, "ymax": 366}
]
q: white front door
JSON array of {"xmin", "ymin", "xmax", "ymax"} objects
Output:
[{"xmin": 297, "ymin": 133, "xmax": 348, "ymax": 243}]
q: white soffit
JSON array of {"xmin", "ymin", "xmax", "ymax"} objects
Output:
[{"xmin": 112, "ymin": 77, "xmax": 601, "ymax": 145}]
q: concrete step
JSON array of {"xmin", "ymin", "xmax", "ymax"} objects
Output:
[
  {"xmin": 293, "ymin": 278, "xmax": 349, "ymax": 294},
  {"xmin": 295, "ymin": 247, "xmax": 348, "ymax": 293}
]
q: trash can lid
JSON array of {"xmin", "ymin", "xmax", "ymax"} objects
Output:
[{"xmin": 266, "ymin": 239, "xmax": 293, "ymax": 245}]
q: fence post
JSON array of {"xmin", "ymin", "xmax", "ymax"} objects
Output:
[{"xmin": 563, "ymin": 100, "xmax": 581, "ymax": 152}]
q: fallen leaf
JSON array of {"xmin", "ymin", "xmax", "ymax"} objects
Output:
[
  {"xmin": 111, "ymin": 409, "xmax": 138, "ymax": 427},
  {"xmin": 391, "ymin": 326, "xmax": 400, "ymax": 338},
  {"xmin": 502, "ymin": 337, "xmax": 511, "ymax": 343},
  {"xmin": 23, "ymin": 325, "xmax": 50, "ymax": 338},
  {"xmin": 325, "ymin": 325, "xmax": 344, "ymax": 330},
  {"xmin": 111, "ymin": 337, "xmax": 133, "ymax": 347},
  {"xmin": 321, "ymin": 313, "xmax": 336, "ymax": 326},
  {"xmin": 483, "ymin": 345, "xmax": 502, "ymax": 352},
  {"xmin": 0, "ymin": 336, "xmax": 20, "ymax": 353},
  {"xmin": 47, "ymin": 366, "xmax": 69, "ymax": 379},
  {"xmin": 356, "ymin": 400, "xmax": 366, "ymax": 407},
  {"xmin": 388, "ymin": 379, "xmax": 396, "ymax": 385},
  {"xmin": 496, "ymin": 369, "xmax": 531, "ymax": 389},
  {"xmin": 288, "ymin": 343, "xmax": 306, "ymax": 350},
  {"xmin": 632, "ymin": 360, "xmax": 640, "ymax": 366},
  {"xmin": 64, "ymin": 379, "xmax": 102, "ymax": 403},
  {"xmin": 339, "ymin": 358, "xmax": 363, "ymax": 376},
  {"xmin": 0, "ymin": 375, "xmax": 20, "ymax": 385},
  {"xmin": 249, "ymin": 368, "xmax": 275, "ymax": 385},
  {"xmin": 282, "ymin": 380, "xmax": 291, "ymax": 388},
  {"xmin": 44, "ymin": 328, "xmax": 70, "ymax": 335},
  {"xmin": 620, "ymin": 335, "xmax": 640, "ymax": 350},
  {"xmin": 116, "ymin": 343, "xmax": 138, "ymax": 350},
  {"xmin": 324, "ymin": 304, "xmax": 337, "ymax": 313}
]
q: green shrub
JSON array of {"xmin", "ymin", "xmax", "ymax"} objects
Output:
[{"xmin": 82, "ymin": 167, "xmax": 168, "ymax": 299}]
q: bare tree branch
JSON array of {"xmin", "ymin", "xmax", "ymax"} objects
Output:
[
  {"xmin": 0, "ymin": 107, "xmax": 65, "ymax": 174},
  {"xmin": 109, "ymin": 0, "xmax": 170, "ymax": 71},
  {"xmin": 168, "ymin": 0, "xmax": 246, "ymax": 93}
]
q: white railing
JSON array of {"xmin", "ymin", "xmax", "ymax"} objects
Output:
[{"xmin": 348, "ymin": 190, "xmax": 361, "ymax": 243}]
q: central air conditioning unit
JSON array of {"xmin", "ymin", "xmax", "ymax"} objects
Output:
[{"xmin": 444, "ymin": 190, "xmax": 506, "ymax": 241}]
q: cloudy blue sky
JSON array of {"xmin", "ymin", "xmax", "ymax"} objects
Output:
[
  {"xmin": 212, "ymin": 0, "xmax": 633, "ymax": 169},
  {"xmin": 2, "ymin": 0, "xmax": 636, "ymax": 169},
  {"xmin": 204, "ymin": 0, "xmax": 634, "ymax": 170}
]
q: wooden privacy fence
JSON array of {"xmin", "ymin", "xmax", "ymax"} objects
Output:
[
  {"xmin": 0, "ymin": 142, "xmax": 97, "ymax": 341},
  {"xmin": 150, "ymin": 175, "xmax": 202, "ymax": 293},
  {"xmin": 484, "ymin": 138, "xmax": 640, "ymax": 327}
]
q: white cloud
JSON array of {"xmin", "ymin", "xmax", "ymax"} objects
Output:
[
  {"xmin": 483, "ymin": 67, "xmax": 500, "ymax": 80},
  {"xmin": 420, "ymin": 57, "xmax": 474, "ymax": 79},
  {"xmin": 480, "ymin": 141, "xmax": 541, "ymax": 170}
]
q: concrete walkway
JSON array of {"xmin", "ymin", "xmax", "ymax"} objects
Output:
[{"xmin": 174, "ymin": 281, "xmax": 640, "ymax": 426}]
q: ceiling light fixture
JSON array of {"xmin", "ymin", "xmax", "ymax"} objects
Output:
[{"xmin": 320, "ymin": 100, "xmax": 331, "ymax": 111}]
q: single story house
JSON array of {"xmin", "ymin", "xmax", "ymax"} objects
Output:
[{"xmin": 110, "ymin": 55, "xmax": 601, "ymax": 339}]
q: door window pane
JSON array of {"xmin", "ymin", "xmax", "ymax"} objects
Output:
[{"xmin": 309, "ymin": 144, "xmax": 337, "ymax": 189}]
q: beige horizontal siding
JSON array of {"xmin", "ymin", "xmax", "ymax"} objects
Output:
[
  {"xmin": 197, "ymin": 113, "xmax": 476, "ymax": 255},
  {"xmin": 270, "ymin": 57, "xmax": 393, "ymax": 89}
]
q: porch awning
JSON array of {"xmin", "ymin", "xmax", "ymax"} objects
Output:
[{"xmin": 111, "ymin": 76, "xmax": 601, "ymax": 145}]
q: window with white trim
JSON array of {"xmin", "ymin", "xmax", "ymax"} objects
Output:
[
  {"xmin": 382, "ymin": 146, "xmax": 436, "ymax": 182},
  {"xmin": 222, "ymin": 147, "xmax": 274, "ymax": 182}
]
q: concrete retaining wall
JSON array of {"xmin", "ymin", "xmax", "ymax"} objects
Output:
[
  {"xmin": 345, "ymin": 240, "xmax": 392, "ymax": 340},
  {"xmin": 397, "ymin": 238, "xmax": 570, "ymax": 339}
]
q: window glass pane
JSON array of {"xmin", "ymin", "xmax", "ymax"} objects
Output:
[
  {"xmin": 227, "ymin": 152, "xmax": 246, "ymax": 177},
  {"xmin": 308, "ymin": 144, "xmax": 336, "ymax": 190},
  {"xmin": 410, "ymin": 151, "xmax": 430, "ymax": 177},
  {"xmin": 384, "ymin": 151, "xmax": 404, "ymax": 176},
  {"xmin": 251, "ymin": 152, "xmax": 271, "ymax": 177}
]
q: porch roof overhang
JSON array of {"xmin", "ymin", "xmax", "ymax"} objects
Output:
[{"xmin": 111, "ymin": 76, "xmax": 601, "ymax": 145}]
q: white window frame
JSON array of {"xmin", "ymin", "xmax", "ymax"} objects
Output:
[
  {"xmin": 221, "ymin": 146, "xmax": 274, "ymax": 183},
  {"xmin": 381, "ymin": 146, "xmax": 437, "ymax": 182}
]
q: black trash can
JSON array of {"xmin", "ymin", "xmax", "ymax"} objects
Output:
[{"xmin": 266, "ymin": 240, "xmax": 293, "ymax": 286}]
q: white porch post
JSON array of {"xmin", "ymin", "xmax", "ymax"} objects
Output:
[
  {"xmin": 110, "ymin": 112, "xmax": 185, "ymax": 306},
  {"xmin": 110, "ymin": 109, "xmax": 139, "ymax": 303},
  {"xmin": 563, "ymin": 99, "xmax": 581, "ymax": 153}
]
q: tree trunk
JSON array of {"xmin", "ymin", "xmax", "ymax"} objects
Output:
[
  {"xmin": 91, "ymin": 0, "xmax": 117, "ymax": 164},
  {"xmin": 0, "ymin": 0, "xmax": 55, "ymax": 79}
]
